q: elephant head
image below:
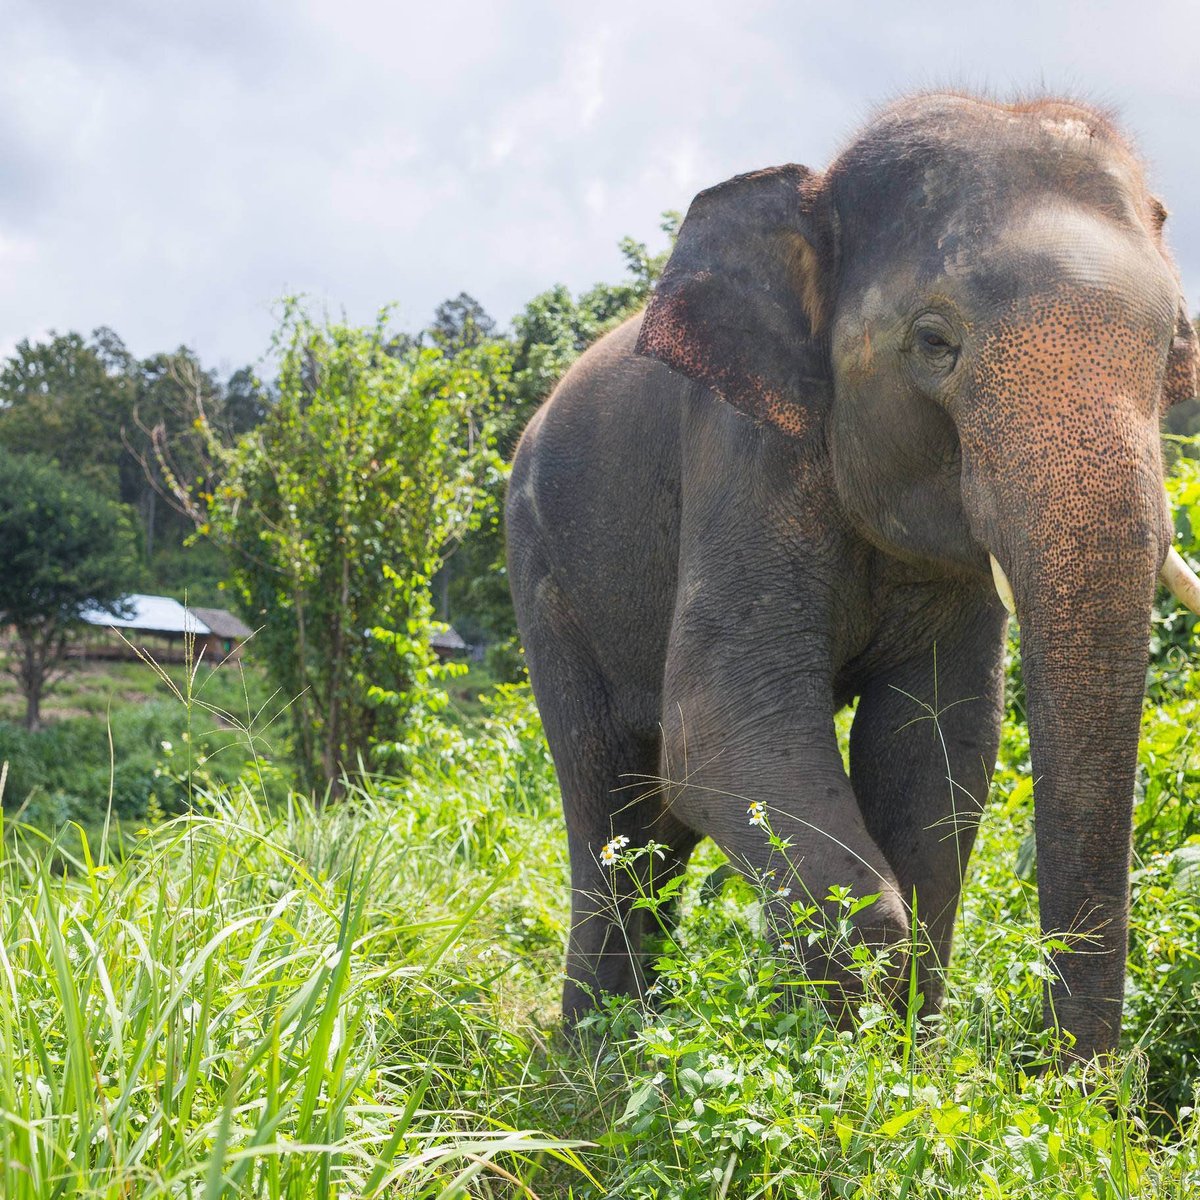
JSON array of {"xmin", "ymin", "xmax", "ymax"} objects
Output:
[{"xmin": 637, "ymin": 94, "xmax": 1200, "ymax": 1059}]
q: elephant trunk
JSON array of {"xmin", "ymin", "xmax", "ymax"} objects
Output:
[
  {"xmin": 1016, "ymin": 557, "xmax": 1158, "ymax": 1059},
  {"xmin": 959, "ymin": 279, "xmax": 1183, "ymax": 1058},
  {"xmin": 980, "ymin": 418, "xmax": 1168, "ymax": 1060}
]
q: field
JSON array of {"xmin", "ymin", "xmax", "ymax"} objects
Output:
[
  {"xmin": 0, "ymin": 456, "xmax": 1198, "ymax": 1198},
  {"xmin": 0, "ymin": 635, "xmax": 1199, "ymax": 1198}
]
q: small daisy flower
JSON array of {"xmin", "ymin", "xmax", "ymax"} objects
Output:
[
  {"xmin": 778, "ymin": 941, "xmax": 795, "ymax": 955},
  {"xmin": 599, "ymin": 835, "xmax": 630, "ymax": 865},
  {"xmin": 646, "ymin": 981, "xmax": 662, "ymax": 998},
  {"xmin": 747, "ymin": 801, "xmax": 766, "ymax": 827},
  {"xmin": 775, "ymin": 886, "xmax": 792, "ymax": 898}
]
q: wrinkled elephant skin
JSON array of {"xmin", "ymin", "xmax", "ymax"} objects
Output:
[{"xmin": 506, "ymin": 94, "xmax": 1200, "ymax": 1061}]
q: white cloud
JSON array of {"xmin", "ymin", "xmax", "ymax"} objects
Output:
[{"xmin": 1, "ymin": 0, "xmax": 1200, "ymax": 371}]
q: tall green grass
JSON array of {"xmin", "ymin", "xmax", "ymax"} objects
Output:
[
  {"xmin": 0, "ymin": 693, "xmax": 592, "ymax": 1198},
  {"xmin": 1, "ymin": 671, "xmax": 1198, "ymax": 1197}
]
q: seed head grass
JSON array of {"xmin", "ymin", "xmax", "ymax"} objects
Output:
[{"xmin": 0, "ymin": 666, "xmax": 1198, "ymax": 1196}]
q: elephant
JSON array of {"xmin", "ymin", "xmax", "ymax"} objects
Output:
[{"xmin": 505, "ymin": 92, "xmax": 1200, "ymax": 1061}]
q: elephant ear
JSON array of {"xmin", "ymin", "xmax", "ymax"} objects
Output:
[
  {"xmin": 636, "ymin": 164, "xmax": 833, "ymax": 441},
  {"xmin": 1163, "ymin": 300, "xmax": 1199, "ymax": 411}
]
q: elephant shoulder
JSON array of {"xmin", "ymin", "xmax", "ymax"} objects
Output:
[
  {"xmin": 549, "ymin": 311, "xmax": 690, "ymax": 412},
  {"xmin": 514, "ymin": 312, "xmax": 690, "ymax": 469}
]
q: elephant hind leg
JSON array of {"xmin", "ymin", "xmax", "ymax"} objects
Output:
[
  {"xmin": 519, "ymin": 620, "xmax": 694, "ymax": 1023},
  {"xmin": 559, "ymin": 728, "xmax": 700, "ymax": 1025}
]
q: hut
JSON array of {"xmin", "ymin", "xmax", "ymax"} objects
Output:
[
  {"xmin": 77, "ymin": 595, "xmax": 252, "ymax": 663},
  {"xmin": 430, "ymin": 626, "xmax": 468, "ymax": 661},
  {"xmin": 188, "ymin": 607, "xmax": 254, "ymax": 660},
  {"xmin": 78, "ymin": 594, "xmax": 209, "ymax": 663}
]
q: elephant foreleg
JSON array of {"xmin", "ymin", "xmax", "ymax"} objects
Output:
[
  {"xmin": 657, "ymin": 680, "xmax": 914, "ymax": 1021},
  {"xmin": 848, "ymin": 603, "xmax": 1007, "ymax": 1012}
]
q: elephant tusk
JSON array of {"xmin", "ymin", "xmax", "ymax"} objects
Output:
[
  {"xmin": 1161, "ymin": 546, "xmax": 1200, "ymax": 618},
  {"xmin": 990, "ymin": 554, "xmax": 1016, "ymax": 617}
]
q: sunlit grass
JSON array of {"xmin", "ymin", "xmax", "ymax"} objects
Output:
[{"xmin": 0, "ymin": 624, "xmax": 1198, "ymax": 1195}]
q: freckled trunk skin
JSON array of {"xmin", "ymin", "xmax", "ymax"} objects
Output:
[
  {"xmin": 1020, "ymin": 592, "xmax": 1154, "ymax": 1059},
  {"xmin": 999, "ymin": 507, "xmax": 1159, "ymax": 1060},
  {"xmin": 965, "ymin": 292, "xmax": 1169, "ymax": 1059}
]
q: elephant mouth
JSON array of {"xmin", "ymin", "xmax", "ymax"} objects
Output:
[{"xmin": 987, "ymin": 499, "xmax": 1200, "ymax": 621}]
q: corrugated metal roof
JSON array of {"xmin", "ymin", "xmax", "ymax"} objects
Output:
[
  {"xmin": 80, "ymin": 594, "xmax": 210, "ymax": 635},
  {"xmin": 430, "ymin": 626, "xmax": 467, "ymax": 651},
  {"xmin": 188, "ymin": 606, "xmax": 253, "ymax": 640}
]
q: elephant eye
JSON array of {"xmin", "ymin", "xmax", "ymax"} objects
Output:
[{"xmin": 910, "ymin": 319, "xmax": 961, "ymax": 373}]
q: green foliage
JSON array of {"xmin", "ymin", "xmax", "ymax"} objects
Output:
[
  {"xmin": 206, "ymin": 301, "xmax": 507, "ymax": 790},
  {"xmin": 0, "ymin": 660, "xmax": 282, "ymax": 831},
  {"xmin": 0, "ymin": 451, "xmax": 140, "ymax": 729},
  {"xmin": 428, "ymin": 291, "xmax": 497, "ymax": 357},
  {"xmin": 0, "ymin": 329, "xmax": 134, "ymax": 500},
  {"xmin": 0, "ymin": 328, "xmax": 271, "ymax": 601},
  {"xmin": 5, "ymin": 669, "xmax": 1200, "ymax": 1197},
  {"xmin": 0, "ymin": 683, "xmax": 590, "ymax": 1199}
]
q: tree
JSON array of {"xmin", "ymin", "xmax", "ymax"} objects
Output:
[
  {"xmin": 0, "ymin": 329, "xmax": 136, "ymax": 501},
  {"xmin": 204, "ymin": 302, "xmax": 506, "ymax": 792},
  {"xmin": 222, "ymin": 366, "xmax": 273, "ymax": 436},
  {"xmin": 429, "ymin": 292, "xmax": 496, "ymax": 356},
  {"xmin": 0, "ymin": 330, "xmax": 270, "ymax": 591},
  {"xmin": 0, "ymin": 451, "xmax": 139, "ymax": 730},
  {"xmin": 126, "ymin": 347, "xmax": 227, "ymax": 559}
]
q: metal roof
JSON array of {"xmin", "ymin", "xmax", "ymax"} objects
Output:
[
  {"xmin": 430, "ymin": 626, "xmax": 467, "ymax": 651},
  {"xmin": 80, "ymin": 594, "xmax": 210, "ymax": 636},
  {"xmin": 188, "ymin": 606, "xmax": 253, "ymax": 640}
]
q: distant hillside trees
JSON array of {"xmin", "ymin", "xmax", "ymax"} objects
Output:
[
  {"xmin": 429, "ymin": 292, "xmax": 497, "ymax": 356},
  {"xmin": 0, "ymin": 451, "xmax": 139, "ymax": 730},
  {"xmin": 0, "ymin": 329, "xmax": 134, "ymax": 500},
  {"xmin": 0, "ymin": 329, "xmax": 270, "ymax": 603}
]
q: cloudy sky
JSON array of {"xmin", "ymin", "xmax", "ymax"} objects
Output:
[{"xmin": 3, "ymin": 0, "xmax": 1200, "ymax": 375}]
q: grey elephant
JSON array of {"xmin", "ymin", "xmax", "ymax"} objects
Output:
[{"xmin": 505, "ymin": 93, "xmax": 1200, "ymax": 1061}]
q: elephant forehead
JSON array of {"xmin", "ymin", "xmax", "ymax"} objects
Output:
[
  {"xmin": 963, "ymin": 290, "xmax": 1165, "ymax": 471},
  {"xmin": 972, "ymin": 201, "xmax": 1177, "ymax": 315},
  {"xmin": 962, "ymin": 290, "xmax": 1167, "ymax": 573},
  {"xmin": 831, "ymin": 105, "xmax": 1152, "ymax": 277}
]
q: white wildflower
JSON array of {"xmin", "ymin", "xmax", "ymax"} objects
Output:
[{"xmin": 599, "ymin": 835, "xmax": 630, "ymax": 865}]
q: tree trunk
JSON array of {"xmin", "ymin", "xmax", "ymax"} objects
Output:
[{"xmin": 17, "ymin": 626, "xmax": 51, "ymax": 733}]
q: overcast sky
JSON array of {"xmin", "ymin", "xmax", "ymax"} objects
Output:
[{"xmin": 3, "ymin": 0, "xmax": 1200, "ymax": 375}]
